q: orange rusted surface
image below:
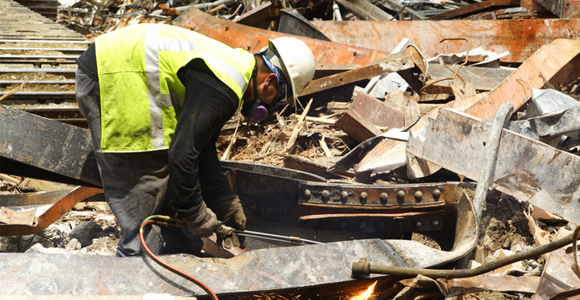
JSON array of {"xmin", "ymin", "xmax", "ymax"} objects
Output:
[
  {"xmin": 466, "ymin": 39, "xmax": 580, "ymax": 120},
  {"xmin": 311, "ymin": 18, "xmax": 580, "ymax": 63},
  {"xmin": 172, "ymin": 8, "xmax": 389, "ymax": 68},
  {"xmin": 0, "ymin": 186, "xmax": 103, "ymax": 236}
]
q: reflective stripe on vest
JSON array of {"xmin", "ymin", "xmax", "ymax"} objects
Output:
[{"xmin": 144, "ymin": 24, "xmax": 248, "ymax": 149}]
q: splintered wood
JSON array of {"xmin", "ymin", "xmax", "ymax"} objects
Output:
[{"xmin": 216, "ymin": 99, "xmax": 353, "ymax": 173}]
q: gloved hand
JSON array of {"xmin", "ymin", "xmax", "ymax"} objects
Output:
[
  {"xmin": 211, "ymin": 195, "xmax": 247, "ymax": 249},
  {"xmin": 182, "ymin": 201, "xmax": 219, "ymax": 238}
]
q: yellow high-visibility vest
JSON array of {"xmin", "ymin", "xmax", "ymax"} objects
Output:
[{"xmin": 96, "ymin": 23, "xmax": 255, "ymax": 152}]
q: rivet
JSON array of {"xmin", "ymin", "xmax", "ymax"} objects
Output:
[
  {"xmin": 397, "ymin": 190, "xmax": 406, "ymax": 200},
  {"xmin": 432, "ymin": 219, "xmax": 440, "ymax": 227},
  {"xmin": 395, "ymin": 220, "xmax": 403, "ymax": 228},
  {"xmin": 433, "ymin": 189, "xmax": 441, "ymax": 199},
  {"xmin": 319, "ymin": 220, "xmax": 328, "ymax": 228},
  {"xmin": 338, "ymin": 220, "xmax": 347, "ymax": 229},
  {"xmin": 304, "ymin": 189, "xmax": 311, "ymax": 197},
  {"xmin": 379, "ymin": 192, "xmax": 388, "ymax": 202},
  {"xmin": 376, "ymin": 220, "xmax": 385, "ymax": 228},
  {"xmin": 321, "ymin": 190, "xmax": 330, "ymax": 199},
  {"xmin": 414, "ymin": 191, "xmax": 423, "ymax": 202},
  {"xmin": 360, "ymin": 192, "xmax": 368, "ymax": 201},
  {"xmin": 359, "ymin": 221, "xmax": 367, "ymax": 229},
  {"xmin": 341, "ymin": 191, "xmax": 349, "ymax": 200},
  {"xmin": 414, "ymin": 220, "xmax": 422, "ymax": 227}
]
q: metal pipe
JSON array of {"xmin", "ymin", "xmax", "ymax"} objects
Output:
[
  {"xmin": 234, "ymin": 229, "xmax": 323, "ymax": 245},
  {"xmin": 352, "ymin": 228, "xmax": 579, "ymax": 278},
  {"xmin": 473, "ymin": 101, "xmax": 514, "ymax": 221},
  {"xmin": 333, "ymin": 2, "xmax": 342, "ymax": 21}
]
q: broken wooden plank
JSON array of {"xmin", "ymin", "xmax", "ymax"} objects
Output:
[
  {"xmin": 299, "ymin": 46, "xmax": 424, "ymax": 97},
  {"xmin": 311, "ymin": 19, "xmax": 580, "ymax": 63},
  {"xmin": 173, "ymin": 8, "xmax": 389, "ymax": 68},
  {"xmin": 407, "ymin": 108, "xmax": 580, "ymax": 224}
]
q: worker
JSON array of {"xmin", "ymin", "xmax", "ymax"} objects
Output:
[{"xmin": 75, "ymin": 23, "xmax": 316, "ymax": 257}]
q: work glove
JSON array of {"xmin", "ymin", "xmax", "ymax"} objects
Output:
[
  {"xmin": 210, "ymin": 195, "xmax": 247, "ymax": 249},
  {"xmin": 182, "ymin": 201, "xmax": 220, "ymax": 238}
]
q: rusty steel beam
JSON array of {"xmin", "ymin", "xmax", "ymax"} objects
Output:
[
  {"xmin": 0, "ymin": 186, "xmax": 103, "ymax": 236},
  {"xmin": 465, "ymin": 39, "xmax": 580, "ymax": 120},
  {"xmin": 335, "ymin": 91, "xmax": 405, "ymax": 143},
  {"xmin": 406, "ymin": 108, "xmax": 580, "ymax": 224},
  {"xmin": 429, "ymin": 0, "xmax": 520, "ymax": 20},
  {"xmin": 311, "ymin": 19, "xmax": 580, "ymax": 63},
  {"xmin": 172, "ymin": 7, "xmax": 389, "ymax": 68},
  {"xmin": 351, "ymin": 39, "xmax": 580, "ymax": 180},
  {"xmin": 0, "ymin": 105, "xmax": 101, "ymax": 187},
  {"xmin": 299, "ymin": 46, "xmax": 424, "ymax": 96},
  {"xmin": 532, "ymin": 226, "xmax": 580, "ymax": 300}
]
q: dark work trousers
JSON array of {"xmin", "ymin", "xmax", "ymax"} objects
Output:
[{"xmin": 75, "ymin": 64, "xmax": 237, "ymax": 256}]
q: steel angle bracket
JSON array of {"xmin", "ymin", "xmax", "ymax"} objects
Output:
[
  {"xmin": 299, "ymin": 46, "xmax": 425, "ymax": 97},
  {"xmin": 407, "ymin": 108, "xmax": 580, "ymax": 224},
  {"xmin": 296, "ymin": 181, "xmax": 468, "ymax": 233},
  {"xmin": 0, "ymin": 186, "xmax": 103, "ymax": 236}
]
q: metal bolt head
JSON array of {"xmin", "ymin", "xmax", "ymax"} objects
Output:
[
  {"xmin": 432, "ymin": 219, "xmax": 440, "ymax": 227},
  {"xmin": 414, "ymin": 191, "xmax": 423, "ymax": 202},
  {"xmin": 376, "ymin": 220, "xmax": 385, "ymax": 228},
  {"xmin": 341, "ymin": 191, "xmax": 349, "ymax": 200},
  {"xmin": 359, "ymin": 192, "xmax": 368, "ymax": 201},
  {"xmin": 397, "ymin": 190, "xmax": 406, "ymax": 200},
  {"xmin": 379, "ymin": 192, "xmax": 388, "ymax": 202},
  {"xmin": 414, "ymin": 220, "xmax": 422, "ymax": 227},
  {"xmin": 359, "ymin": 221, "xmax": 367, "ymax": 229},
  {"xmin": 395, "ymin": 220, "xmax": 403, "ymax": 227},
  {"xmin": 321, "ymin": 190, "xmax": 330, "ymax": 199},
  {"xmin": 433, "ymin": 189, "xmax": 441, "ymax": 200},
  {"xmin": 338, "ymin": 220, "xmax": 347, "ymax": 229},
  {"xmin": 304, "ymin": 189, "xmax": 311, "ymax": 197}
]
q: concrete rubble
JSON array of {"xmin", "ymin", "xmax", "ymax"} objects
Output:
[{"xmin": 2, "ymin": 0, "xmax": 580, "ymax": 299}]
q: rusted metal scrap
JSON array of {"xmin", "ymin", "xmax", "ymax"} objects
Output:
[
  {"xmin": 343, "ymin": 38, "xmax": 580, "ymax": 181},
  {"xmin": 406, "ymin": 107, "xmax": 580, "ymax": 224},
  {"xmin": 429, "ymin": 0, "xmax": 520, "ymax": 20},
  {"xmin": 311, "ymin": 19, "xmax": 580, "ymax": 63},
  {"xmin": 299, "ymin": 45, "xmax": 425, "ymax": 97},
  {"xmin": 172, "ymin": 7, "xmax": 389, "ymax": 68},
  {"xmin": 0, "ymin": 187, "xmax": 103, "ymax": 236},
  {"xmin": 532, "ymin": 225, "xmax": 580, "ymax": 300},
  {"xmin": 534, "ymin": 0, "xmax": 580, "ymax": 18}
]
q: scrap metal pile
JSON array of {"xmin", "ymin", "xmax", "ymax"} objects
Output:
[{"xmin": 1, "ymin": 0, "xmax": 580, "ymax": 298}]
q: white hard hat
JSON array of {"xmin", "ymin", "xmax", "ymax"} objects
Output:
[{"xmin": 259, "ymin": 37, "xmax": 316, "ymax": 107}]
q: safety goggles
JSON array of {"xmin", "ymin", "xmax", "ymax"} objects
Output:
[{"xmin": 260, "ymin": 50, "xmax": 288, "ymax": 103}]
